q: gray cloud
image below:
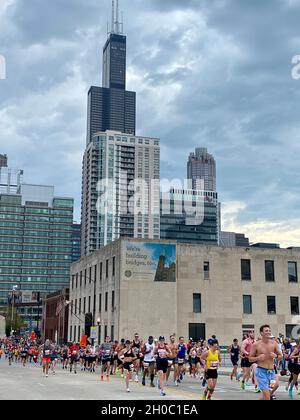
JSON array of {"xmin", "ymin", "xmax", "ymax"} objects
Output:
[{"xmin": 0, "ymin": 0, "xmax": 299, "ymax": 244}]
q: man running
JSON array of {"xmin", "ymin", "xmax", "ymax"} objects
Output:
[
  {"xmin": 142, "ymin": 336, "xmax": 156, "ymax": 387},
  {"xmin": 69, "ymin": 341, "xmax": 79, "ymax": 374},
  {"xmin": 100, "ymin": 336, "xmax": 113, "ymax": 381},
  {"xmin": 175, "ymin": 337, "xmax": 187, "ymax": 386},
  {"xmin": 166, "ymin": 335, "xmax": 177, "ymax": 386},
  {"xmin": 249, "ymin": 325, "xmax": 282, "ymax": 401},
  {"xmin": 228, "ymin": 339, "xmax": 240, "ymax": 381},
  {"xmin": 240, "ymin": 331, "xmax": 256, "ymax": 390},
  {"xmin": 132, "ymin": 333, "xmax": 143, "ymax": 383},
  {"xmin": 41, "ymin": 339, "xmax": 52, "ymax": 378}
]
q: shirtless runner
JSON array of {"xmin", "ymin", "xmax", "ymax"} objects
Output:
[{"xmin": 249, "ymin": 325, "xmax": 282, "ymax": 400}]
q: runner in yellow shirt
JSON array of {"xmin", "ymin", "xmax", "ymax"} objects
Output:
[{"xmin": 200, "ymin": 339, "xmax": 221, "ymax": 400}]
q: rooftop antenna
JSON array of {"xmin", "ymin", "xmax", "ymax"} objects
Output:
[
  {"xmin": 121, "ymin": 10, "xmax": 124, "ymax": 34},
  {"xmin": 111, "ymin": 0, "xmax": 115, "ymax": 34},
  {"xmin": 116, "ymin": 0, "xmax": 120, "ymax": 34}
]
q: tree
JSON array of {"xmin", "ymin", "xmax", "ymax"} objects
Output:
[{"xmin": 5, "ymin": 307, "xmax": 26, "ymax": 336}]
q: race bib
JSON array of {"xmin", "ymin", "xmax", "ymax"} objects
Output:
[
  {"xmin": 210, "ymin": 361, "xmax": 219, "ymax": 368},
  {"xmin": 178, "ymin": 358, "xmax": 184, "ymax": 364},
  {"xmin": 45, "ymin": 350, "xmax": 50, "ymax": 355}
]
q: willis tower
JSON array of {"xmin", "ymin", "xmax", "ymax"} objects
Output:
[{"xmin": 86, "ymin": 0, "xmax": 136, "ymax": 144}]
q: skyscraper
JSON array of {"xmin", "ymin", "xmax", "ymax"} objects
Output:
[
  {"xmin": 187, "ymin": 148, "xmax": 216, "ymax": 192},
  {"xmin": 81, "ymin": 131, "xmax": 160, "ymax": 256},
  {"xmin": 0, "ymin": 154, "xmax": 7, "ymax": 167},
  {"xmin": 86, "ymin": 1, "xmax": 136, "ymax": 145}
]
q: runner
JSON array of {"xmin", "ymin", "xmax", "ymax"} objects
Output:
[
  {"xmin": 41, "ymin": 339, "xmax": 52, "ymax": 378},
  {"xmin": 200, "ymin": 339, "xmax": 221, "ymax": 400},
  {"xmin": 175, "ymin": 337, "xmax": 187, "ymax": 386},
  {"xmin": 166, "ymin": 335, "xmax": 177, "ymax": 386},
  {"xmin": 228, "ymin": 339, "xmax": 240, "ymax": 381},
  {"xmin": 20, "ymin": 342, "xmax": 29, "ymax": 367},
  {"xmin": 61, "ymin": 345, "xmax": 69, "ymax": 370},
  {"xmin": 69, "ymin": 341, "xmax": 79, "ymax": 374},
  {"xmin": 50, "ymin": 345, "xmax": 59, "ymax": 375},
  {"xmin": 118, "ymin": 340, "xmax": 137, "ymax": 393},
  {"xmin": 142, "ymin": 336, "xmax": 156, "ymax": 388},
  {"xmin": 287, "ymin": 339, "xmax": 300, "ymax": 399},
  {"xmin": 132, "ymin": 333, "xmax": 143, "ymax": 383},
  {"xmin": 100, "ymin": 336, "xmax": 113, "ymax": 381},
  {"xmin": 249, "ymin": 325, "xmax": 282, "ymax": 401},
  {"xmin": 240, "ymin": 331, "xmax": 256, "ymax": 390},
  {"xmin": 154, "ymin": 336, "xmax": 172, "ymax": 397}
]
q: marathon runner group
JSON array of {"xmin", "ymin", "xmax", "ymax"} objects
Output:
[{"xmin": 1, "ymin": 324, "xmax": 300, "ymax": 400}]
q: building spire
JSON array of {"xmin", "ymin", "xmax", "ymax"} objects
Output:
[{"xmin": 110, "ymin": 0, "xmax": 123, "ymax": 35}]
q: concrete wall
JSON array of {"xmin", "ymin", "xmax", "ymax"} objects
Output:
[{"xmin": 0, "ymin": 315, "xmax": 5, "ymax": 338}]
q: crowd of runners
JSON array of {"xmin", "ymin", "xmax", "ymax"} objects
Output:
[{"xmin": 1, "ymin": 324, "xmax": 299, "ymax": 400}]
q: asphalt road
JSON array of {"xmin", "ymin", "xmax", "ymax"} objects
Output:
[{"xmin": 0, "ymin": 358, "xmax": 297, "ymax": 400}]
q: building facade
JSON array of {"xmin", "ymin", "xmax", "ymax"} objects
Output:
[
  {"xmin": 220, "ymin": 231, "xmax": 250, "ymax": 247},
  {"xmin": 0, "ymin": 184, "xmax": 74, "ymax": 330},
  {"xmin": 0, "ymin": 154, "xmax": 8, "ymax": 167},
  {"xmin": 42, "ymin": 288, "xmax": 69, "ymax": 344},
  {"xmin": 81, "ymin": 131, "xmax": 160, "ymax": 256},
  {"xmin": 69, "ymin": 239, "xmax": 300, "ymax": 345},
  {"xmin": 187, "ymin": 148, "xmax": 217, "ymax": 192},
  {"xmin": 0, "ymin": 156, "xmax": 24, "ymax": 194},
  {"xmin": 72, "ymin": 223, "xmax": 81, "ymax": 263},
  {"xmin": 160, "ymin": 188, "xmax": 219, "ymax": 245}
]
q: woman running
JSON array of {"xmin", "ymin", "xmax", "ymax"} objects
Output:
[
  {"xmin": 154, "ymin": 336, "xmax": 172, "ymax": 397},
  {"xmin": 200, "ymin": 339, "xmax": 221, "ymax": 400},
  {"xmin": 228, "ymin": 339, "xmax": 240, "ymax": 381},
  {"xmin": 118, "ymin": 340, "xmax": 137, "ymax": 393}
]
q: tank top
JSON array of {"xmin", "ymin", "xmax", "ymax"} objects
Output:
[
  {"xmin": 206, "ymin": 350, "xmax": 220, "ymax": 369},
  {"xmin": 144, "ymin": 343, "xmax": 155, "ymax": 363},
  {"xmin": 231, "ymin": 345, "xmax": 240, "ymax": 359},
  {"xmin": 157, "ymin": 344, "xmax": 168, "ymax": 359}
]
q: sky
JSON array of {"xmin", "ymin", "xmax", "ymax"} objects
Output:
[{"xmin": 0, "ymin": 0, "xmax": 300, "ymax": 247}]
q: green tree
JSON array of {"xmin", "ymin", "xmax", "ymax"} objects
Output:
[{"xmin": 5, "ymin": 307, "xmax": 26, "ymax": 336}]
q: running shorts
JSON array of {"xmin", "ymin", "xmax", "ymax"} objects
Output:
[
  {"xmin": 255, "ymin": 367, "xmax": 276, "ymax": 392},
  {"xmin": 206, "ymin": 369, "xmax": 218, "ymax": 380},
  {"xmin": 241, "ymin": 358, "xmax": 252, "ymax": 368},
  {"xmin": 43, "ymin": 357, "xmax": 51, "ymax": 364},
  {"xmin": 156, "ymin": 358, "xmax": 169, "ymax": 373},
  {"xmin": 288, "ymin": 362, "xmax": 300, "ymax": 375},
  {"xmin": 102, "ymin": 357, "xmax": 111, "ymax": 365},
  {"xmin": 231, "ymin": 357, "xmax": 239, "ymax": 366},
  {"xmin": 123, "ymin": 362, "xmax": 134, "ymax": 372}
]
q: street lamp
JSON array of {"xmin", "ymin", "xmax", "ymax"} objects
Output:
[
  {"xmin": 97, "ymin": 317, "xmax": 101, "ymax": 345},
  {"xmin": 10, "ymin": 285, "xmax": 18, "ymax": 337}
]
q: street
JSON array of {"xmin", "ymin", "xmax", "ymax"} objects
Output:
[{"xmin": 0, "ymin": 359, "xmax": 297, "ymax": 400}]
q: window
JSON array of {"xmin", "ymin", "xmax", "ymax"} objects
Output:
[
  {"xmin": 79, "ymin": 298, "xmax": 81, "ymax": 314},
  {"xmin": 104, "ymin": 325, "xmax": 108, "ymax": 339},
  {"xmin": 94, "ymin": 265, "xmax": 97, "ymax": 284},
  {"xmin": 106, "ymin": 260, "xmax": 109, "ymax": 278},
  {"xmin": 99, "ymin": 293, "xmax": 102, "ymax": 312},
  {"xmin": 193, "ymin": 294, "xmax": 201, "ymax": 313},
  {"xmin": 76, "ymin": 273, "xmax": 78, "ymax": 288},
  {"xmin": 88, "ymin": 296, "xmax": 91, "ymax": 313},
  {"xmin": 288, "ymin": 262, "xmax": 298, "ymax": 283},
  {"xmin": 112, "ymin": 291, "xmax": 115, "ymax": 309},
  {"xmin": 241, "ymin": 260, "xmax": 251, "ymax": 281},
  {"xmin": 100, "ymin": 262, "xmax": 103, "ymax": 282},
  {"xmin": 74, "ymin": 299, "xmax": 77, "ymax": 315},
  {"xmin": 70, "ymin": 326, "xmax": 72, "ymax": 341},
  {"xmin": 80, "ymin": 271, "xmax": 82, "ymax": 287},
  {"xmin": 74, "ymin": 326, "xmax": 77, "ymax": 342},
  {"xmin": 243, "ymin": 295, "xmax": 252, "ymax": 314},
  {"xmin": 265, "ymin": 261, "xmax": 275, "ymax": 282},
  {"xmin": 89, "ymin": 267, "xmax": 92, "ymax": 283},
  {"xmin": 84, "ymin": 269, "xmax": 87, "ymax": 286},
  {"xmin": 72, "ymin": 275, "xmax": 75, "ymax": 289},
  {"xmin": 112, "ymin": 257, "xmax": 115, "ymax": 277},
  {"xmin": 105, "ymin": 292, "xmax": 108, "ymax": 312},
  {"xmin": 111, "ymin": 325, "xmax": 114, "ymax": 341},
  {"xmin": 83, "ymin": 297, "xmax": 86, "ymax": 313},
  {"xmin": 267, "ymin": 296, "xmax": 276, "ymax": 314},
  {"xmin": 204, "ymin": 262, "xmax": 210, "ymax": 279},
  {"xmin": 291, "ymin": 297, "xmax": 299, "ymax": 315}
]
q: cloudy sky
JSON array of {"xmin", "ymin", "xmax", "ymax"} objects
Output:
[{"xmin": 0, "ymin": 0, "xmax": 300, "ymax": 247}]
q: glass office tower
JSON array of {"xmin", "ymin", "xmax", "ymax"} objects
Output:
[{"xmin": 0, "ymin": 184, "xmax": 74, "ymax": 329}]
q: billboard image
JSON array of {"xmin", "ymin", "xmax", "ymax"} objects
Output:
[
  {"xmin": 8, "ymin": 291, "xmax": 38, "ymax": 305},
  {"xmin": 123, "ymin": 241, "xmax": 176, "ymax": 282}
]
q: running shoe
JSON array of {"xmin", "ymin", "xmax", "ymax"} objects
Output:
[
  {"xmin": 150, "ymin": 383, "xmax": 155, "ymax": 388},
  {"xmin": 289, "ymin": 388, "xmax": 294, "ymax": 399},
  {"xmin": 255, "ymin": 387, "xmax": 261, "ymax": 393},
  {"xmin": 160, "ymin": 390, "xmax": 166, "ymax": 397},
  {"xmin": 126, "ymin": 388, "xmax": 130, "ymax": 393},
  {"xmin": 240, "ymin": 381, "xmax": 245, "ymax": 390},
  {"xmin": 142, "ymin": 378, "xmax": 146, "ymax": 386}
]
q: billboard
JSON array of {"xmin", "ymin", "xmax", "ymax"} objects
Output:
[
  {"xmin": 123, "ymin": 241, "xmax": 176, "ymax": 282},
  {"xmin": 8, "ymin": 291, "xmax": 38, "ymax": 305}
]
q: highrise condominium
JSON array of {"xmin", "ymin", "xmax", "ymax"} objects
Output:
[
  {"xmin": 81, "ymin": 131, "xmax": 160, "ymax": 255},
  {"xmin": 187, "ymin": 148, "xmax": 216, "ymax": 192},
  {"xmin": 81, "ymin": 2, "xmax": 160, "ymax": 256}
]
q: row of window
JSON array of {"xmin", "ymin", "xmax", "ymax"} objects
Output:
[
  {"xmin": 72, "ymin": 257, "xmax": 116, "ymax": 289},
  {"xmin": 72, "ymin": 291, "xmax": 115, "ymax": 315},
  {"xmin": 202, "ymin": 260, "xmax": 299, "ymax": 283},
  {"xmin": 70, "ymin": 325, "xmax": 114, "ymax": 344},
  {"xmin": 192, "ymin": 293, "xmax": 300, "ymax": 316}
]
